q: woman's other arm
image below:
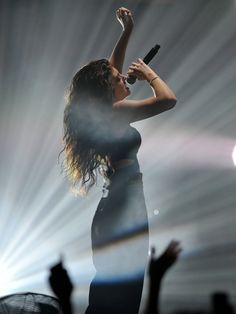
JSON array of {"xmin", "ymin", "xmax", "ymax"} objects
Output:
[
  {"xmin": 109, "ymin": 7, "xmax": 133, "ymax": 73},
  {"xmin": 113, "ymin": 59, "xmax": 177, "ymax": 122}
]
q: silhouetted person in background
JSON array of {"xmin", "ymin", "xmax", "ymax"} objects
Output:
[
  {"xmin": 211, "ymin": 292, "xmax": 234, "ymax": 314},
  {"xmin": 49, "ymin": 259, "xmax": 74, "ymax": 314},
  {"xmin": 145, "ymin": 240, "xmax": 182, "ymax": 314},
  {"xmin": 0, "ymin": 292, "xmax": 63, "ymax": 313}
]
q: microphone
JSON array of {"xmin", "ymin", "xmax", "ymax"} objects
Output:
[{"xmin": 127, "ymin": 44, "xmax": 161, "ymax": 85}]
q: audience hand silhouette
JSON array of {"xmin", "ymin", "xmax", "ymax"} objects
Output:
[
  {"xmin": 149, "ymin": 240, "xmax": 182, "ymax": 280},
  {"xmin": 48, "ymin": 259, "xmax": 74, "ymax": 314},
  {"xmin": 145, "ymin": 240, "xmax": 182, "ymax": 314}
]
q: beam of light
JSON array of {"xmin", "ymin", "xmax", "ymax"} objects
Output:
[
  {"xmin": 139, "ymin": 130, "xmax": 236, "ymax": 171},
  {"xmin": 88, "ymin": 233, "xmax": 148, "ymax": 282},
  {"xmin": 0, "ymin": 261, "xmax": 15, "ymax": 294}
]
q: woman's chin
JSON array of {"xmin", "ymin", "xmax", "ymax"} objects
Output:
[{"xmin": 126, "ymin": 87, "xmax": 131, "ymax": 96}]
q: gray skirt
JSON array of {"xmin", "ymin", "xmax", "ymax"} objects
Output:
[{"xmin": 86, "ymin": 171, "xmax": 149, "ymax": 314}]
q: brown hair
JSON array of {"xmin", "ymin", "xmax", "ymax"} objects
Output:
[{"xmin": 62, "ymin": 59, "xmax": 114, "ymax": 194}]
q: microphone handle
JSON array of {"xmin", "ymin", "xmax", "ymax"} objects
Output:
[
  {"xmin": 127, "ymin": 44, "xmax": 160, "ymax": 85},
  {"xmin": 143, "ymin": 44, "xmax": 160, "ymax": 64}
]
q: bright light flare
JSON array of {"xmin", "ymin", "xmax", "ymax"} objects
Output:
[
  {"xmin": 0, "ymin": 261, "xmax": 14, "ymax": 294},
  {"xmin": 232, "ymin": 146, "xmax": 236, "ymax": 166}
]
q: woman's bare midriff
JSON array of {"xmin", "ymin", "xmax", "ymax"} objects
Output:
[{"xmin": 113, "ymin": 158, "xmax": 135, "ymax": 169}]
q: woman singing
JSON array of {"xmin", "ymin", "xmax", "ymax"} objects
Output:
[{"xmin": 63, "ymin": 7, "xmax": 176, "ymax": 314}]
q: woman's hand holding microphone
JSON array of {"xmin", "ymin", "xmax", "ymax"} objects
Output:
[{"xmin": 127, "ymin": 59, "xmax": 159, "ymax": 85}]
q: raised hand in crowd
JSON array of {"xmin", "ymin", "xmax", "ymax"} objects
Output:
[
  {"xmin": 145, "ymin": 240, "xmax": 182, "ymax": 314},
  {"xmin": 48, "ymin": 259, "xmax": 74, "ymax": 314}
]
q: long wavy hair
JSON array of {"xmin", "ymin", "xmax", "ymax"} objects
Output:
[{"xmin": 62, "ymin": 59, "xmax": 115, "ymax": 194}]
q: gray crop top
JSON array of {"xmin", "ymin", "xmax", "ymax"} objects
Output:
[
  {"xmin": 105, "ymin": 126, "xmax": 141, "ymax": 177},
  {"xmin": 109, "ymin": 126, "xmax": 141, "ymax": 163},
  {"xmin": 96, "ymin": 125, "xmax": 142, "ymax": 177}
]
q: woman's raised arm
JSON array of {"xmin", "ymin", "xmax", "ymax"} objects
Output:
[{"xmin": 109, "ymin": 7, "xmax": 133, "ymax": 73}]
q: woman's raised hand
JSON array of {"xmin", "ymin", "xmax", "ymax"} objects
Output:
[
  {"xmin": 127, "ymin": 58, "xmax": 157, "ymax": 82},
  {"xmin": 116, "ymin": 7, "xmax": 134, "ymax": 31}
]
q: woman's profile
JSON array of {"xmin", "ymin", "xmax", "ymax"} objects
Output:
[{"xmin": 62, "ymin": 7, "xmax": 176, "ymax": 314}]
